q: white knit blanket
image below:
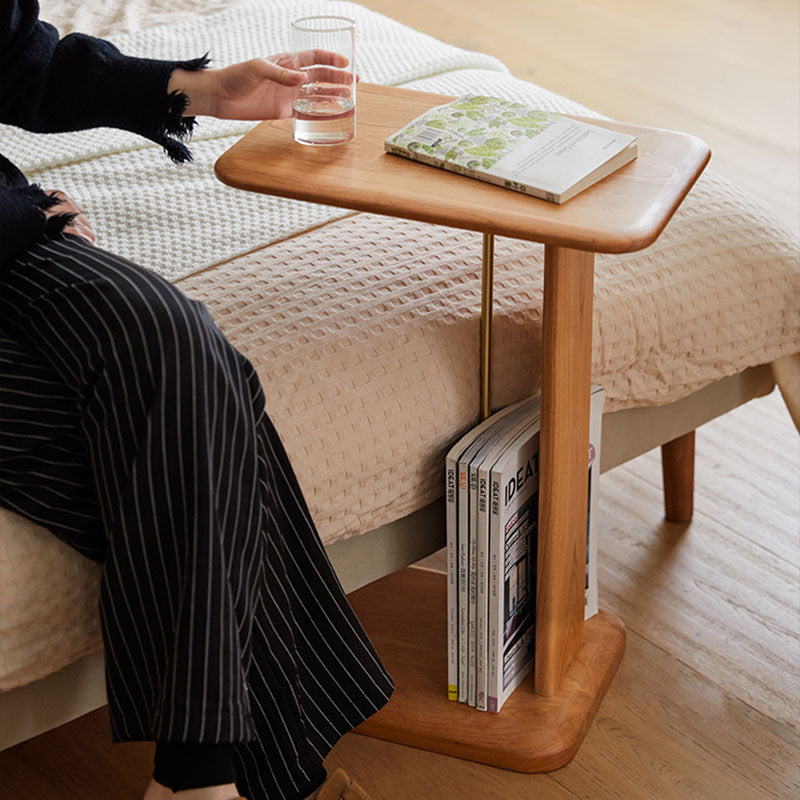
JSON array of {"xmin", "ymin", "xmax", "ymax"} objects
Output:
[{"xmin": 1, "ymin": 1, "xmax": 514, "ymax": 279}]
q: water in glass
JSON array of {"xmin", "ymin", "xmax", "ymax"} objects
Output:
[{"xmin": 292, "ymin": 95, "xmax": 355, "ymax": 145}]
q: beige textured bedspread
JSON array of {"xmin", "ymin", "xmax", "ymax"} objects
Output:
[{"xmin": 1, "ymin": 0, "xmax": 798, "ymax": 692}]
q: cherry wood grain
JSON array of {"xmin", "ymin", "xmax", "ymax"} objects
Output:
[
  {"xmin": 535, "ymin": 246, "xmax": 595, "ymax": 697},
  {"xmin": 348, "ymin": 566, "xmax": 625, "ymax": 772},
  {"xmin": 215, "ymin": 83, "xmax": 710, "ymax": 254},
  {"xmin": 661, "ymin": 430, "xmax": 696, "ymax": 523}
]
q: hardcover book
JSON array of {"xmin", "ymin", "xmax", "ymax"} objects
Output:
[{"xmin": 386, "ymin": 95, "xmax": 637, "ymax": 204}]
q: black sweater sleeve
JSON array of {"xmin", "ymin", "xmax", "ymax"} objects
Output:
[
  {"xmin": 0, "ymin": 182, "xmax": 77, "ymax": 268},
  {"xmin": 0, "ymin": 0, "xmax": 210, "ymax": 267}
]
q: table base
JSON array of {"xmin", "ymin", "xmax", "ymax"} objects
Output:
[{"xmin": 348, "ymin": 567, "xmax": 626, "ymax": 772}]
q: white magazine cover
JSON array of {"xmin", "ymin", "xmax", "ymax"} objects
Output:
[
  {"xmin": 486, "ymin": 418, "xmax": 541, "ymax": 713},
  {"xmin": 585, "ymin": 386, "xmax": 605, "ymax": 618},
  {"xmin": 466, "ymin": 400, "xmax": 538, "ymax": 706},
  {"xmin": 444, "ymin": 397, "xmax": 533, "ymax": 702},
  {"xmin": 455, "ymin": 398, "xmax": 537, "ymax": 703},
  {"xmin": 474, "ymin": 396, "xmax": 542, "ymax": 710},
  {"xmin": 486, "ymin": 386, "xmax": 604, "ymax": 713}
]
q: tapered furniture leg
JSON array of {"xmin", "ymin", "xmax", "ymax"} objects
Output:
[
  {"xmin": 535, "ymin": 245, "xmax": 596, "ymax": 696},
  {"xmin": 661, "ymin": 430, "xmax": 695, "ymax": 523}
]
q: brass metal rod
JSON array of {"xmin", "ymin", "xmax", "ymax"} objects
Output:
[{"xmin": 480, "ymin": 233, "xmax": 495, "ymax": 420}]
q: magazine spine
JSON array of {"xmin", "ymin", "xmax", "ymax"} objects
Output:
[
  {"xmin": 468, "ymin": 459, "xmax": 480, "ymax": 706},
  {"xmin": 487, "ymin": 463, "xmax": 503, "ymax": 713},
  {"xmin": 487, "ymin": 421, "xmax": 541, "ymax": 713},
  {"xmin": 445, "ymin": 454, "xmax": 459, "ymax": 701},
  {"xmin": 476, "ymin": 467, "xmax": 490, "ymax": 711},
  {"xmin": 457, "ymin": 453, "xmax": 469, "ymax": 702}
]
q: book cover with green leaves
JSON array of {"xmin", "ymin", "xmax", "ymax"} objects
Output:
[{"xmin": 385, "ymin": 95, "xmax": 637, "ymax": 203}]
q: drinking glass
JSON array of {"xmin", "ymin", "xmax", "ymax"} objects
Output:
[{"xmin": 290, "ymin": 16, "xmax": 356, "ymax": 145}]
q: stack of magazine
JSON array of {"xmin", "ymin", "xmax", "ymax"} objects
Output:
[{"xmin": 444, "ymin": 387, "xmax": 605, "ymax": 712}]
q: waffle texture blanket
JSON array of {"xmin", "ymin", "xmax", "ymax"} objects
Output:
[
  {"xmin": 2, "ymin": 0, "xmax": 511, "ymax": 280},
  {"xmin": 0, "ymin": 0, "xmax": 798, "ymax": 691}
]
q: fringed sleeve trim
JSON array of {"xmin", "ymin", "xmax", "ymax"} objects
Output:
[
  {"xmin": 0, "ymin": 183, "xmax": 76, "ymax": 267},
  {"xmin": 25, "ymin": 184, "xmax": 78, "ymax": 236},
  {"xmin": 153, "ymin": 54, "xmax": 211, "ymax": 164}
]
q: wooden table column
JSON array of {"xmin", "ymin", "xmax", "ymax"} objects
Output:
[{"xmin": 536, "ymin": 245, "xmax": 595, "ymax": 696}]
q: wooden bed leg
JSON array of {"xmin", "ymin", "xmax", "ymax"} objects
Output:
[{"xmin": 661, "ymin": 430, "xmax": 695, "ymax": 523}]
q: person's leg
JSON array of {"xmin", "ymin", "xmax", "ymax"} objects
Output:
[
  {"xmin": 1, "ymin": 234, "xmax": 261, "ymax": 747},
  {"xmin": 0, "ymin": 234, "xmax": 391, "ymax": 800},
  {"xmin": 230, "ymin": 406, "xmax": 393, "ymax": 800}
]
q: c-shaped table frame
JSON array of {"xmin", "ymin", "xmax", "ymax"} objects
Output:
[{"xmin": 215, "ymin": 83, "xmax": 710, "ymax": 771}]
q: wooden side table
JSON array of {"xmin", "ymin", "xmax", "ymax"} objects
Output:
[{"xmin": 215, "ymin": 83, "xmax": 710, "ymax": 772}]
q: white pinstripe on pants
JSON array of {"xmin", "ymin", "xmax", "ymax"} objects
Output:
[{"xmin": 0, "ymin": 234, "xmax": 394, "ymax": 800}]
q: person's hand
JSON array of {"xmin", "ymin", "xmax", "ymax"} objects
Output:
[
  {"xmin": 168, "ymin": 51, "xmax": 353, "ymax": 120},
  {"xmin": 44, "ymin": 190, "xmax": 95, "ymax": 244}
]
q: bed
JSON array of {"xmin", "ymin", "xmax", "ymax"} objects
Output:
[{"xmin": 1, "ymin": 0, "xmax": 798, "ymax": 751}]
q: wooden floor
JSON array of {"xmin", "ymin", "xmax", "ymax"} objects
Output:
[{"xmin": 1, "ymin": 1, "xmax": 798, "ymax": 798}]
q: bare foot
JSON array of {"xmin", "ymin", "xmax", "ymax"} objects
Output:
[{"xmin": 143, "ymin": 778, "xmax": 240, "ymax": 800}]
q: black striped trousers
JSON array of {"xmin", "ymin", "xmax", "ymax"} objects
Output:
[{"xmin": 0, "ymin": 234, "xmax": 393, "ymax": 800}]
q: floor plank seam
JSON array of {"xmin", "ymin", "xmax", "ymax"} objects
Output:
[
  {"xmin": 606, "ymin": 461, "xmax": 800, "ymax": 567},
  {"xmin": 610, "ymin": 616, "xmax": 800, "ymax": 739}
]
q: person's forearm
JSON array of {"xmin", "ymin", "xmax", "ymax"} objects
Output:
[{"xmin": 167, "ymin": 68, "xmax": 221, "ymax": 117}]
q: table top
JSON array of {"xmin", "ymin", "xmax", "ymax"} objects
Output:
[{"xmin": 215, "ymin": 83, "xmax": 710, "ymax": 254}]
